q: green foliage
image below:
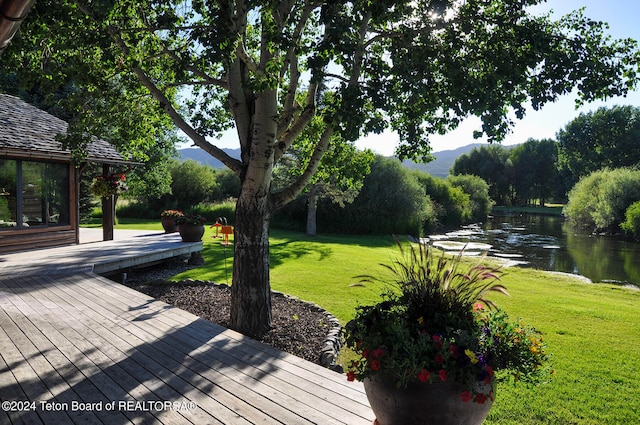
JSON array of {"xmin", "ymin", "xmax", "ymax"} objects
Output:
[
  {"xmin": 510, "ymin": 139, "xmax": 563, "ymax": 206},
  {"xmin": 620, "ymin": 200, "xmax": 640, "ymax": 238},
  {"xmin": 320, "ymin": 156, "xmax": 430, "ymax": 235},
  {"xmin": 412, "ymin": 171, "xmax": 471, "ymax": 229},
  {"xmin": 447, "ymin": 174, "xmax": 494, "ymax": 222},
  {"xmin": 452, "ymin": 140, "xmax": 566, "ymax": 207},
  {"xmin": 344, "ymin": 240, "xmax": 549, "ymax": 402},
  {"xmin": 192, "ymin": 200, "xmax": 236, "ymax": 225},
  {"xmin": 557, "ymin": 106, "xmax": 640, "ymax": 189},
  {"xmin": 116, "ymin": 201, "xmax": 155, "ymax": 219},
  {"xmin": 213, "ymin": 169, "xmax": 241, "ymax": 200},
  {"xmin": 452, "ymin": 145, "xmax": 514, "ymax": 205},
  {"xmin": 165, "ymin": 160, "xmax": 218, "ymax": 210},
  {"xmin": 564, "ymin": 168, "xmax": 640, "ymax": 232}
]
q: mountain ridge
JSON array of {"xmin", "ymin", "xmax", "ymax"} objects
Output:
[{"xmin": 178, "ymin": 143, "xmax": 500, "ymax": 178}]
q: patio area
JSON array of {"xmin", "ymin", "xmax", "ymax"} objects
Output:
[
  {"xmin": 0, "ymin": 229, "xmax": 203, "ymax": 276},
  {"xmin": 0, "ymin": 232, "xmax": 373, "ymax": 424}
]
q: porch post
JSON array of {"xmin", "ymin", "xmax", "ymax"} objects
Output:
[{"xmin": 102, "ymin": 164, "xmax": 114, "ymax": 241}]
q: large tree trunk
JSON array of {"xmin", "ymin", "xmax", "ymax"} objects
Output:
[
  {"xmin": 229, "ymin": 86, "xmax": 278, "ymax": 338},
  {"xmin": 230, "ymin": 190, "xmax": 272, "ymax": 338}
]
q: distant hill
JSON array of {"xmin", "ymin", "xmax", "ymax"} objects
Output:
[
  {"xmin": 402, "ymin": 143, "xmax": 486, "ymax": 178},
  {"xmin": 178, "ymin": 147, "xmax": 241, "ymax": 168},
  {"xmin": 178, "ymin": 143, "xmax": 505, "ymax": 177}
]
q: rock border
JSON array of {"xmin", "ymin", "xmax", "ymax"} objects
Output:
[{"xmin": 270, "ymin": 289, "xmax": 343, "ymax": 372}]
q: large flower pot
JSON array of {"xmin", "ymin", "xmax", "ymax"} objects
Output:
[
  {"xmin": 161, "ymin": 217, "xmax": 179, "ymax": 233},
  {"xmin": 364, "ymin": 375, "xmax": 494, "ymax": 425},
  {"xmin": 178, "ymin": 223, "xmax": 205, "ymax": 242}
]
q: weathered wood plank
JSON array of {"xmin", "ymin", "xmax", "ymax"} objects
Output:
[
  {"xmin": 19, "ymin": 274, "xmax": 225, "ymax": 425},
  {"xmin": 15, "ymin": 274, "xmax": 193, "ymax": 425},
  {"xmin": 0, "ymin": 269, "xmax": 374, "ymax": 425},
  {"xmin": 75, "ymin": 274, "xmax": 372, "ymax": 424},
  {"xmin": 51, "ymin": 274, "xmax": 317, "ymax": 425},
  {"xmin": 0, "ymin": 291, "xmax": 81, "ymax": 425}
]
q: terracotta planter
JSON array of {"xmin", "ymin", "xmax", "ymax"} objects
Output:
[
  {"xmin": 178, "ymin": 223, "xmax": 205, "ymax": 242},
  {"xmin": 364, "ymin": 375, "xmax": 494, "ymax": 425},
  {"xmin": 161, "ymin": 217, "xmax": 179, "ymax": 233}
]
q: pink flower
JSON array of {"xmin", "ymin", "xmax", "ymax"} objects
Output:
[
  {"xmin": 461, "ymin": 391, "xmax": 473, "ymax": 402},
  {"xmin": 417, "ymin": 369, "xmax": 431, "ymax": 382},
  {"xmin": 473, "ymin": 303, "xmax": 485, "ymax": 312},
  {"xmin": 438, "ymin": 370, "xmax": 447, "ymax": 382}
]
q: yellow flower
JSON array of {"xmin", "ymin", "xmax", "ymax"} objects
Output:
[
  {"xmin": 418, "ymin": 316, "xmax": 424, "ymax": 325},
  {"xmin": 464, "ymin": 349, "xmax": 479, "ymax": 364}
]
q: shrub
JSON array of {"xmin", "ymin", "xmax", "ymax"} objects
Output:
[
  {"xmin": 412, "ymin": 171, "xmax": 471, "ymax": 229},
  {"xmin": 324, "ymin": 156, "xmax": 430, "ymax": 235},
  {"xmin": 192, "ymin": 200, "xmax": 236, "ymax": 225},
  {"xmin": 564, "ymin": 168, "xmax": 640, "ymax": 232},
  {"xmin": 621, "ymin": 201, "xmax": 640, "ymax": 239},
  {"xmin": 447, "ymin": 174, "xmax": 494, "ymax": 223},
  {"xmin": 168, "ymin": 160, "xmax": 219, "ymax": 209},
  {"xmin": 117, "ymin": 201, "xmax": 155, "ymax": 218}
]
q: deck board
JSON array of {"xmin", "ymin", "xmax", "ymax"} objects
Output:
[{"xmin": 0, "ymin": 271, "xmax": 373, "ymax": 425}]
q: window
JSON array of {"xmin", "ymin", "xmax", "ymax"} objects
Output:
[{"xmin": 0, "ymin": 159, "xmax": 70, "ymax": 230}]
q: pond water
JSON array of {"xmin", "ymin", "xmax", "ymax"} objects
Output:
[{"xmin": 427, "ymin": 214, "xmax": 640, "ymax": 288}]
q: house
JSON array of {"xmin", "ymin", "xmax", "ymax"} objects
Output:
[{"xmin": 0, "ymin": 93, "xmax": 130, "ymax": 253}]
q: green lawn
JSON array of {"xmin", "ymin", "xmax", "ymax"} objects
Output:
[{"xmin": 108, "ymin": 221, "xmax": 640, "ymax": 424}]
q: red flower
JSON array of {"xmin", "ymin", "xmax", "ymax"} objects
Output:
[
  {"xmin": 449, "ymin": 344, "xmax": 459, "ymax": 358},
  {"xmin": 347, "ymin": 371, "xmax": 356, "ymax": 382},
  {"xmin": 371, "ymin": 348, "xmax": 385, "ymax": 358},
  {"xmin": 485, "ymin": 365, "xmax": 494, "ymax": 377},
  {"xmin": 476, "ymin": 393, "xmax": 487, "ymax": 404},
  {"xmin": 432, "ymin": 335, "xmax": 443, "ymax": 349},
  {"xmin": 438, "ymin": 370, "xmax": 447, "ymax": 382},
  {"xmin": 417, "ymin": 369, "xmax": 431, "ymax": 382},
  {"xmin": 434, "ymin": 354, "xmax": 445, "ymax": 364},
  {"xmin": 362, "ymin": 349, "xmax": 370, "ymax": 359},
  {"xmin": 461, "ymin": 391, "xmax": 473, "ymax": 402},
  {"xmin": 370, "ymin": 360, "xmax": 381, "ymax": 371}
]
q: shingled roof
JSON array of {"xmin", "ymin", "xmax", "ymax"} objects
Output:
[{"xmin": 0, "ymin": 93, "xmax": 129, "ymax": 164}]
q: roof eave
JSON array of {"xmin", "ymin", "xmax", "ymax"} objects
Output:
[{"xmin": 0, "ymin": 0, "xmax": 36, "ymax": 55}]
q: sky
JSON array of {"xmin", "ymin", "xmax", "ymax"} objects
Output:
[{"xmin": 184, "ymin": 0, "xmax": 640, "ymax": 156}]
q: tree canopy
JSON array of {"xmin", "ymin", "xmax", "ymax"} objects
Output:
[
  {"xmin": 557, "ymin": 105, "xmax": 640, "ymax": 189},
  {"xmin": 3, "ymin": 0, "xmax": 639, "ymax": 337}
]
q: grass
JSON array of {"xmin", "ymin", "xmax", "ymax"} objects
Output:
[{"xmin": 105, "ymin": 220, "xmax": 640, "ymax": 424}]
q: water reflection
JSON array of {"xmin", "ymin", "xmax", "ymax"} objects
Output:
[{"xmin": 427, "ymin": 214, "xmax": 640, "ymax": 287}]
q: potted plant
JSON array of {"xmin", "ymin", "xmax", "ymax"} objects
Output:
[
  {"xmin": 175, "ymin": 212, "xmax": 207, "ymax": 242},
  {"xmin": 90, "ymin": 173, "xmax": 128, "ymax": 198},
  {"xmin": 160, "ymin": 209, "xmax": 184, "ymax": 233},
  {"xmin": 344, "ymin": 239, "xmax": 551, "ymax": 425}
]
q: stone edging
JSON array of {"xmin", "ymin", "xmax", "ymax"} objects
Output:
[{"xmin": 270, "ymin": 289, "xmax": 343, "ymax": 371}]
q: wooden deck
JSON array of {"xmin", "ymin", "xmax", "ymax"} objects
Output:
[
  {"xmin": 0, "ymin": 237, "xmax": 373, "ymax": 424},
  {"xmin": 0, "ymin": 230, "xmax": 203, "ymax": 276}
]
